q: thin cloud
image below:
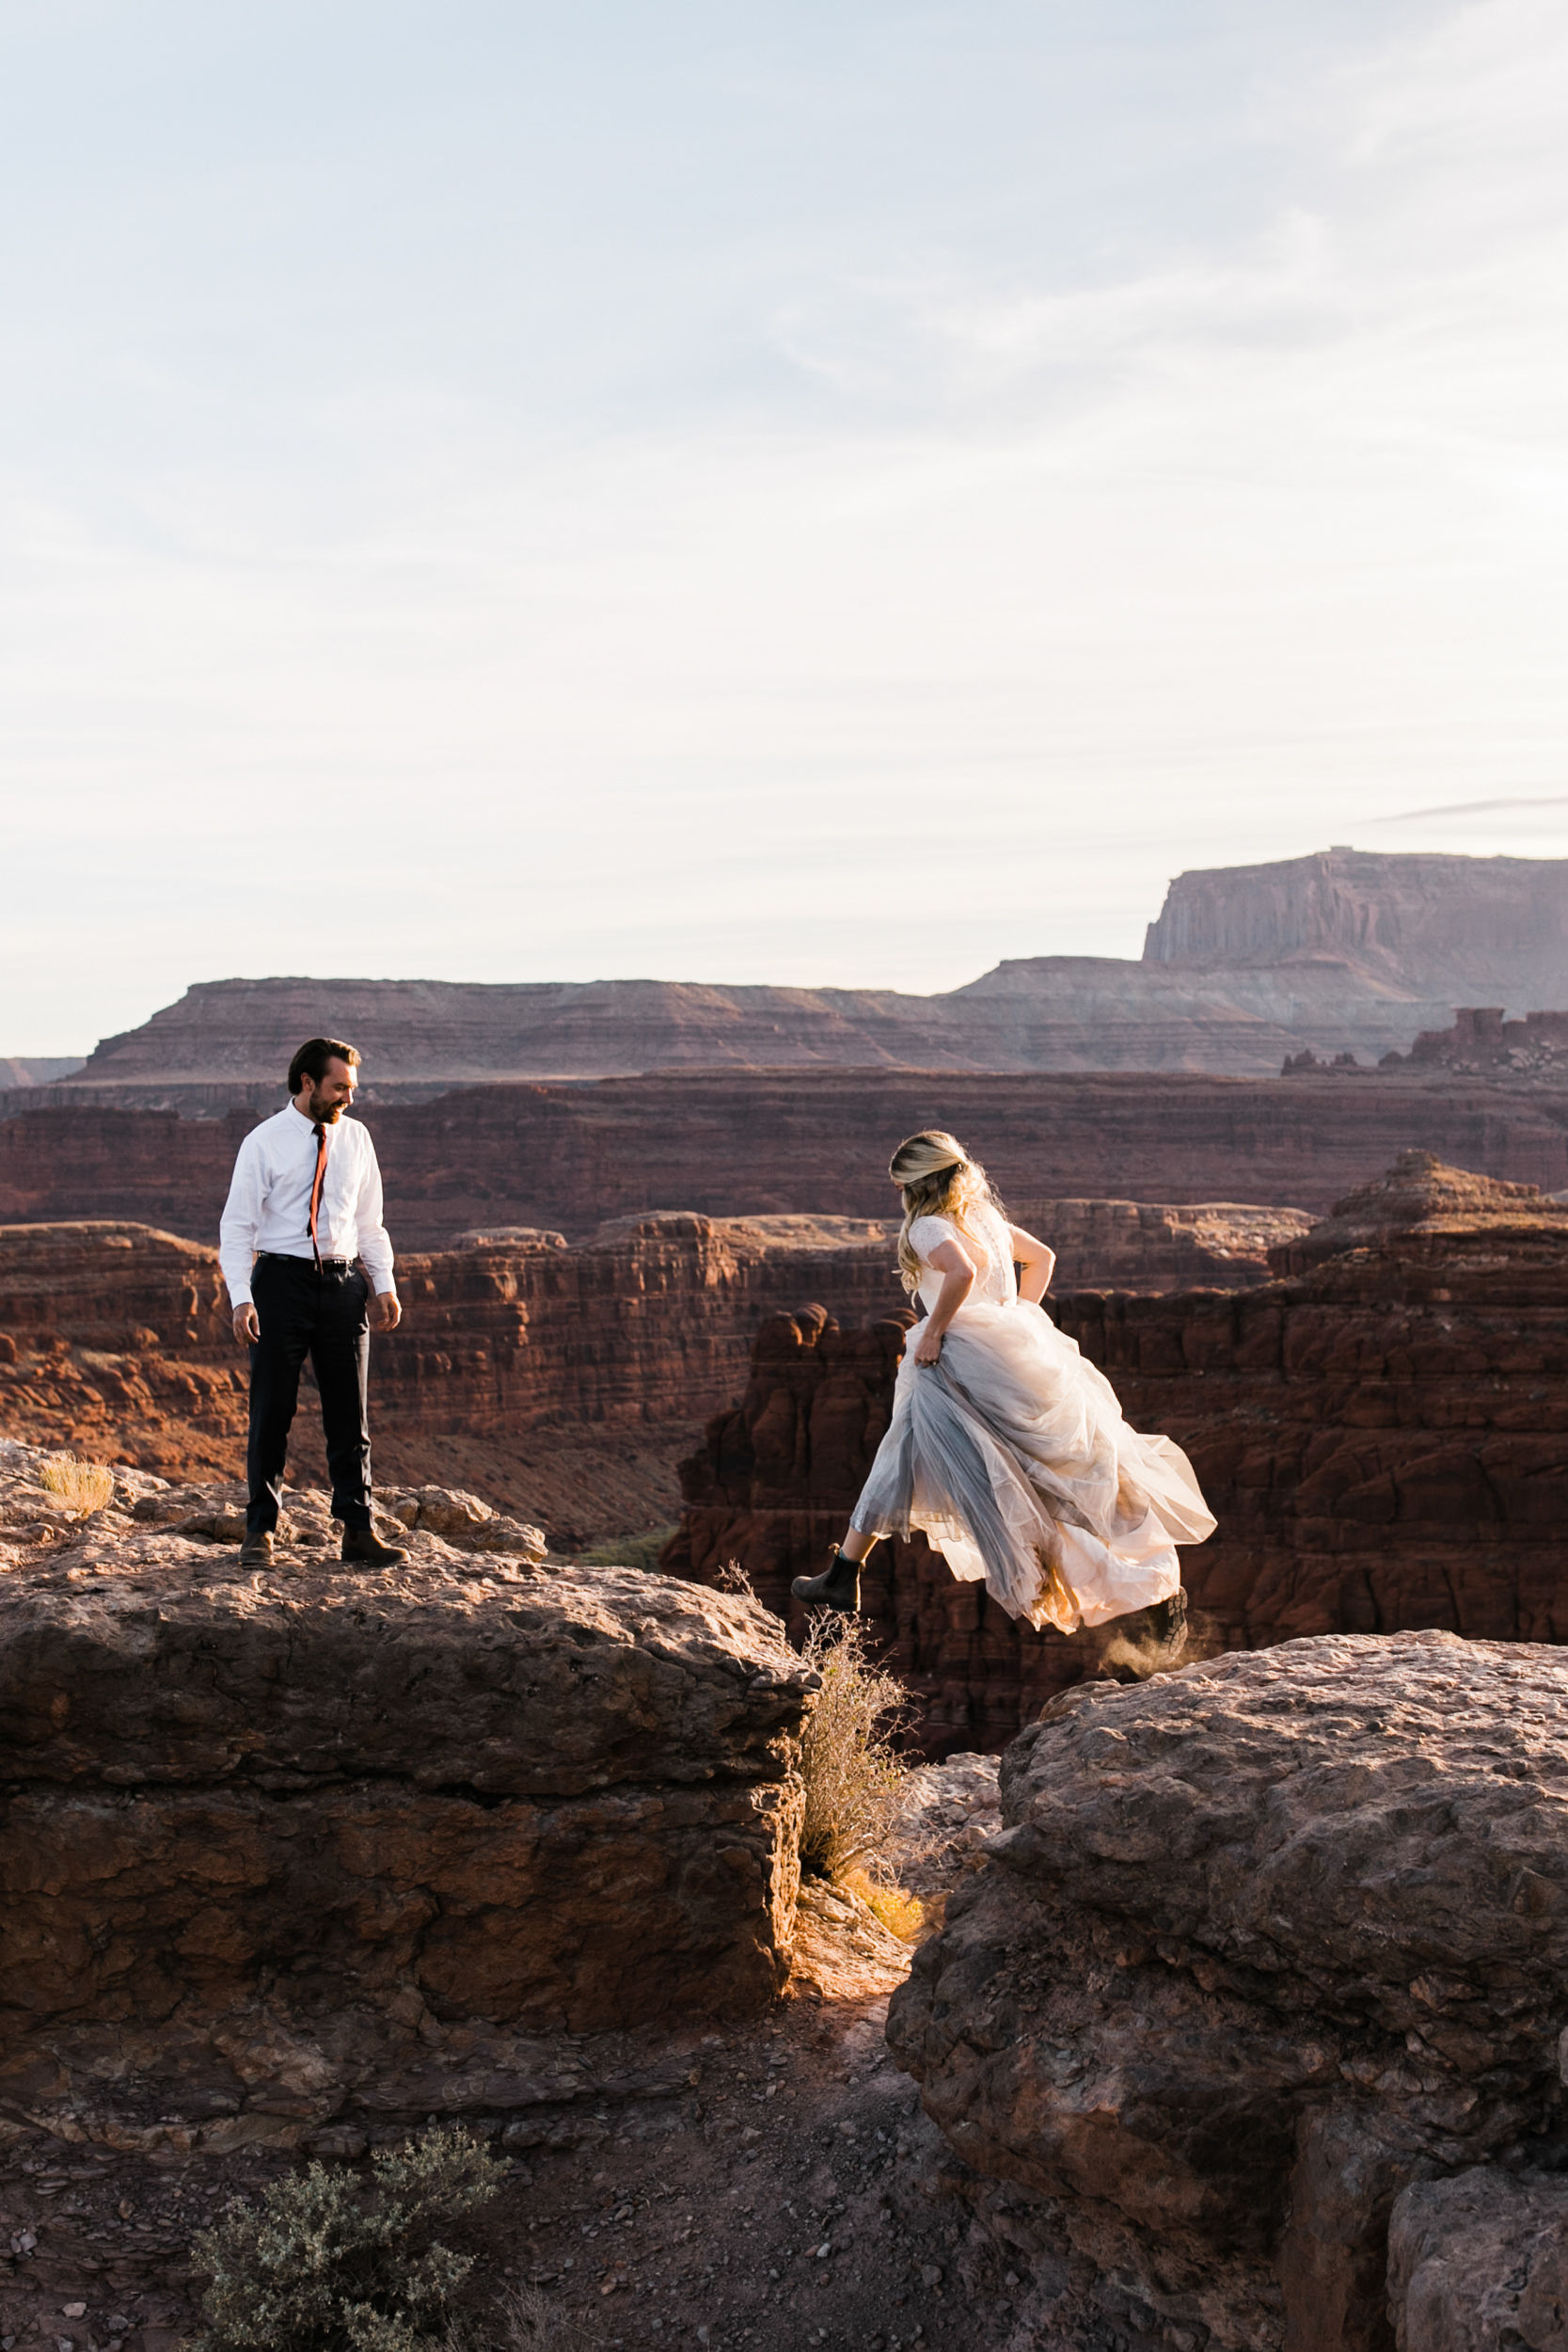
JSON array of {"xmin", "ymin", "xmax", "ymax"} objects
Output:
[{"xmin": 1373, "ymin": 797, "xmax": 1568, "ymax": 823}]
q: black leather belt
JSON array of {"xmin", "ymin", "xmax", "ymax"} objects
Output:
[{"xmin": 257, "ymin": 1252, "xmax": 356, "ymax": 1269}]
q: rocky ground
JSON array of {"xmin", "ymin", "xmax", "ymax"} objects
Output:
[
  {"xmin": 0, "ymin": 1667, "xmax": 1040, "ymax": 2352},
  {"xmin": 0, "ymin": 1437, "xmax": 1121, "ymax": 2352},
  {"xmin": 0, "ymin": 1337, "xmax": 698, "ymax": 1552},
  {"xmin": 0, "ymin": 1765, "xmax": 1174, "ymax": 2352}
]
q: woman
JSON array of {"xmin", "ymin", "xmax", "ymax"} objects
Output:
[{"xmin": 791, "ymin": 1130, "xmax": 1214, "ymax": 1640}]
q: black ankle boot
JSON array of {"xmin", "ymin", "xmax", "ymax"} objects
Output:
[
  {"xmin": 1147, "ymin": 1586, "xmax": 1188, "ymax": 1661},
  {"xmin": 790, "ymin": 1549, "xmax": 861, "ymax": 1613}
]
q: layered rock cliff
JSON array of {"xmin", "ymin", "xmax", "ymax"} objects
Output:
[
  {"xmin": 16, "ymin": 957, "xmax": 1448, "ymax": 1101},
  {"xmin": 6, "ymin": 1067, "xmax": 1568, "ymax": 1249},
  {"xmin": 887, "ymin": 1631, "xmax": 1568, "ymax": 2351},
  {"xmin": 0, "ymin": 1215, "xmax": 897, "ymax": 1486},
  {"xmin": 669, "ymin": 1158, "xmax": 1568, "ymax": 1753},
  {"xmin": 0, "ymin": 1439, "xmax": 813, "ymax": 2153}
]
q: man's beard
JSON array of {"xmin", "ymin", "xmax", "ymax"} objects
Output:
[{"xmin": 308, "ymin": 1091, "xmax": 346, "ymax": 1122}]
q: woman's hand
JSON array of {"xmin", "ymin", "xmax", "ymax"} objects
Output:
[{"xmin": 911, "ymin": 1241, "xmax": 974, "ymax": 1366}]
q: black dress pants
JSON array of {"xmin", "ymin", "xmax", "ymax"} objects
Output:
[{"xmin": 246, "ymin": 1255, "xmax": 372, "ymax": 1534}]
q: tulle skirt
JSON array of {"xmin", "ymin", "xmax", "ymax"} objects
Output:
[{"xmin": 851, "ymin": 1297, "xmax": 1215, "ymax": 1632}]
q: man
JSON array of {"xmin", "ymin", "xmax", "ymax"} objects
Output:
[{"xmin": 219, "ymin": 1036, "xmax": 408, "ymax": 1570}]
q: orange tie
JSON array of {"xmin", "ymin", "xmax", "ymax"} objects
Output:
[{"xmin": 309, "ymin": 1121, "xmax": 328, "ymax": 1268}]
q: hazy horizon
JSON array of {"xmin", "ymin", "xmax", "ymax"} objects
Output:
[{"xmin": 5, "ymin": 2, "xmax": 1567, "ymax": 1050}]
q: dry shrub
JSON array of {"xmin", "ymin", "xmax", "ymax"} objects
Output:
[
  {"xmin": 712, "ymin": 1557, "xmax": 756, "ymax": 1596},
  {"xmin": 38, "ymin": 1454, "xmax": 115, "ymax": 1516},
  {"xmin": 841, "ymin": 1867, "xmax": 926, "ymax": 1941},
  {"xmin": 492, "ymin": 2283, "xmax": 599, "ymax": 2350},
  {"xmin": 797, "ymin": 1615, "xmax": 916, "ymax": 1885},
  {"xmin": 188, "ymin": 2126, "xmax": 505, "ymax": 2352}
]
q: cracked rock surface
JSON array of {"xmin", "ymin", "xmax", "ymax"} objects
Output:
[
  {"xmin": 0, "ymin": 1442, "xmax": 816, "ymax": 2171},
  {"xmin": 888, "ymin": 1631, "xmax": 1568, "ymax": 2352}
]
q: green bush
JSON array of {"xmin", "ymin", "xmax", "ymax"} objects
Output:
[{"xmin": 188, "ymin": 2127, "xmax": 505, "ymax": 2352}]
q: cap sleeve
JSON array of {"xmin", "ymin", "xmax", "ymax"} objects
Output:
[{"xmin": 906, "ymin": 1214, "xmax": 959, "ymax": 1260}]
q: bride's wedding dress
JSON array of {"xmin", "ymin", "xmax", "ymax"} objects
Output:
[{"xmin": 852, "ymin": 1200, "xmax": 1215, "ymax": 1631}]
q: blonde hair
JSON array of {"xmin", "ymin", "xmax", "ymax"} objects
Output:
[{"xmin": 889, "ymin": 1130, "xmax": 1002, "ymax": 1295}]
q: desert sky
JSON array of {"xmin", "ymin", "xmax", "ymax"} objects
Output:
[{"xmin": 3, "ymin": 0, "xmax": 1566, "ymax": 1045}]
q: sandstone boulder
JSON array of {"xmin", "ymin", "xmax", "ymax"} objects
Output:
[
  {"xmin": 381, "ymin": 1484, "xmax": 546, "ymax": 1555},
  {"xmin": 1268, "ymin": 1149, "xmax": 1568, "ymax": 1275},
  {"xmin": 0, "ymin": 1447, "xmax": 816, "ymax": 2155},
  {"xmin": 1387, "ymin": 2167, "xmax": 1568, "ymax": 2352},
  {"xmin": 887, "ymin": 1632, "xmax": 1568, "ymax": 2352}
]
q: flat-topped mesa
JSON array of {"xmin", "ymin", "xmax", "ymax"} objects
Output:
[
  {"xmin": 0, "ymin": 1443, "xmax": 813, "ymax": 2151},
  {"xmin": 1144, "ymin": 847, "xmax": 1568, "ymax": 1004},
  {"xmin": 886, "ymin": 1631, "xmax": 1568, "ymax": 2352},
  {"xmin": 1268, "ymin": 1148, "xmax": 1568, "ymax": 1276}
]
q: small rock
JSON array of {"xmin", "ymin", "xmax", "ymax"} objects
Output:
[
  {"xmin": 63, "ymin": 2311, "xmax": 87, "ymax": 2323},
  {"xmin": 920, "ymin": 2263, "xmax": 942, "ymax": 2286}
]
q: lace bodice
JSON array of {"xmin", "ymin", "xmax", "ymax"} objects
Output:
[{"xmin": 907, "ymin": 1201, "xmax": 1017, "ymax": 1312}]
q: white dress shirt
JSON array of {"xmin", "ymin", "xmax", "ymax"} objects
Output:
[{"xmin": 218, "ymin": 1104, "xmax": 396, "ymax": 1308}]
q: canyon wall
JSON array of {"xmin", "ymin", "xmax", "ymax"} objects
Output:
[
  {"xmin": 0, "ymin": 1202, "xmax": 1300, "ymax": 1528},
  {"xmin": 668, "ymin": 1159, "xmax": 1568, "ymax": 1755},
  {"xmin": 4, "ymin": 1068, "xmax": 1568, "ymax": 1249},
  {"xmin": 0, "ymin": 1216, "xmax": 897, "ymax": 1477}
]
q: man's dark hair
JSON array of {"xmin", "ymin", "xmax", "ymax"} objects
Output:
[{"xmin": 288, "ymin": 1037, "xmax": 362, "ymax": 1095}]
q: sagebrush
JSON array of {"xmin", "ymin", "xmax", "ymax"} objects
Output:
[
  {"xmin": 797, "ymin": 1614, "xmax": 916, "ymax": 1884},
  {"xmin": 188, "ymin": 2127, "xmax": 504, "ymax": 2352},
  {"xmin": 38, "ymin": 1453, "xmax": 115, "ymax": 1515}
]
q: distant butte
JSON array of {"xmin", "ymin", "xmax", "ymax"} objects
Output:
[{"xmin": 13, "ymin": 849, "xmax": 1568, "ymax": 1109}]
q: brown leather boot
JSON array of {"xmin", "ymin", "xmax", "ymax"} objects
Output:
[
  {"xmin": 341, "ymin": 1525, "xmax": 409, "ymax": 1568},
  {"xmin": 238, "ymin": 1531, "xmax": 274, "ymax": 1568}
]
